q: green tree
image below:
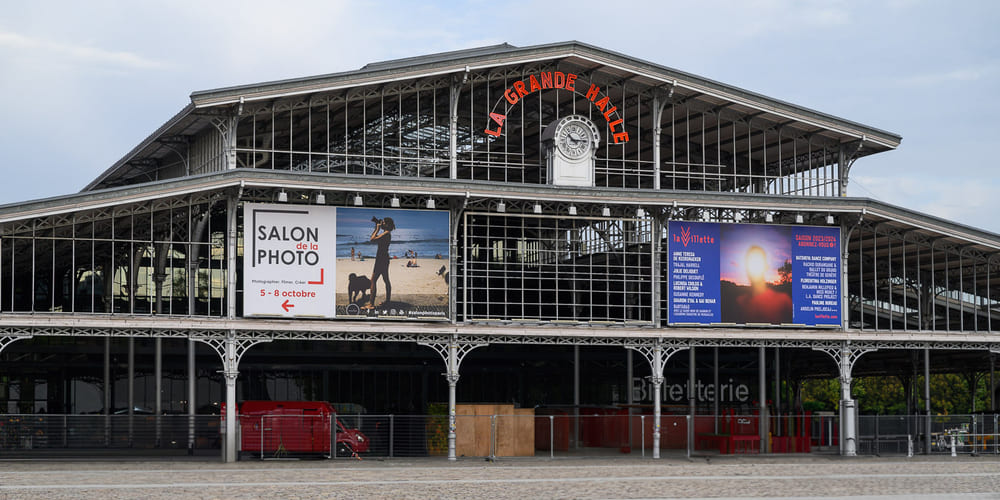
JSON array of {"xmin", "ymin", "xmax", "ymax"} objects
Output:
[
  {"xmin": 801, "ymin": 372, "xmax": 996, "ymax": 415},
  {"xmin": 800, "ymin": 378, "xmax": 839, "ymax": 411},
  {"xmin": 853, "ymin": 376, "xmax": 906, "ymax": 414}
]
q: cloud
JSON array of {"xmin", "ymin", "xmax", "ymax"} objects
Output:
[{"xmin": 0, "ymin": 29, "xmax": 166, "ymax": 71}]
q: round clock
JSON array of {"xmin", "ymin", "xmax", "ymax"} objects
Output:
[{"xmin": 554, "ymin": 116, "xmax": 599, "ymax": 161}]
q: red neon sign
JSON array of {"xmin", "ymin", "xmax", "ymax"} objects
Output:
[{"xmin": 483, "ymin": 71, "xmax": 630, "ymax": 144}]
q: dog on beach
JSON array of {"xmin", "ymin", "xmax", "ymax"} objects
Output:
[{"xmin": 348, "ymin": 273, "xmax": 371, "ymax": 303}]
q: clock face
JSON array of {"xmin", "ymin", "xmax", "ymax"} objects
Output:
[{"xmin": 556, "ymin": 120, "xmax": 594, "ymax": 160}]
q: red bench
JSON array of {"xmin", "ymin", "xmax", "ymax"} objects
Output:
[{"xmin": 729, "ymin": 434, "xmax": 760, "ymax": 454}]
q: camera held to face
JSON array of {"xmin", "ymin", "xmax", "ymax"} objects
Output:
[{"xmin": 371, "ymin": 216, "xmax": 395, "ymax": 231}]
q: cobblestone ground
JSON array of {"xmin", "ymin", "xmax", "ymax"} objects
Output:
[{"xmin": 2, "ymin": 455, "xmax": 1000, "ymax": 499}]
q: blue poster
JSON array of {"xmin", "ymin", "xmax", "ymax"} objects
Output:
[
  {"xmin": 668, "ymin": 222, "xmax": 721, "ymax": 323},
  {"xmin": 667, "ymin": 221, "xmax": 840, "ymax": 327},
  {"xmin": 791, "ymin": 226, "xmax": 841, "ymax": 325}
]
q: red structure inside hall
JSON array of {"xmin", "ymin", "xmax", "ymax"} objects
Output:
[
  {"xmin": 236, "ymin": 401, "xmax": 369, "ymax": 456},
  {"xmin": 534, "ymin": 407, "xmax": 822, "ymax": 454}
]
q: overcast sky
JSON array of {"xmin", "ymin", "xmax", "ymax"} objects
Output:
[{"xmin": 1, "ymin": 1, "xmax": 997, "ymax": 233}]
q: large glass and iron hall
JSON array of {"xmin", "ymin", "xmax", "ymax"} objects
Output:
[{"xmin": 2, "ymin": 41, "xmax": 999, "ymax": 459}]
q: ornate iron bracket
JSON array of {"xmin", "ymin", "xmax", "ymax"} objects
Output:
[
  {"xmin": 625, "ymin": 340, "xmax": 687, "ymax": 384},
  {"xmin": 195, "ymin": 331, "xmax": 271, "ymax": 377},
  {"xmin": 813, "ymin": 342, "xmax": 877, "ymax": 384},
  {"xmin": 0, "ymin": 335, "xmax": 31, "ymax": 355},
  {"xmin": 419, "ymin": 335, "xmax": 488, "ymax": 383}
]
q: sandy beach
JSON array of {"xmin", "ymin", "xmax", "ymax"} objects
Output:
[{"xmin": 334, "ymin": 257, "xmax": 449, "ymax": 317}]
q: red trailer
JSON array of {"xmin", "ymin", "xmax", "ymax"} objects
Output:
[{"xmin": 237, "ymin": 401, "xmax": 369, "ymax": 457}]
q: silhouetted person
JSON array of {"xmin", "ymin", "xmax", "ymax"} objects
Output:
[{"xmin": 364, "ymin": 217, "xmax": 394, "ymax": 309}]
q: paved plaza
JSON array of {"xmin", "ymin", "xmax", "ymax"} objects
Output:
[{"xmin": 1, "ymin": 455, "xmax": 999, "ymax": 499}]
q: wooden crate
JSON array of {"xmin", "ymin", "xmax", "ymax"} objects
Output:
[{"xmin": 455, "ymin": 404, "xmax": 534, "ymax": 457}]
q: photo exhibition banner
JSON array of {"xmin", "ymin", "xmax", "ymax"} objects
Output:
[
  {"xmin": 667, "ymin": 221, "xmax": 841, "ymax": 327},
  {"xmin": 243, "ymin": 203, "xmax": 450, "ymax": 320}
]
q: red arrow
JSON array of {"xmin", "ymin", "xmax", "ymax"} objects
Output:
[{"xmin": 281, "ymin": 299, "xmax": 294, "ymax": 312}]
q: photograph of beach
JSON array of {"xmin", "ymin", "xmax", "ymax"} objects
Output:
[{"xmin": 334, "ymin": 207, "xmax": 450, "ymax": 319}]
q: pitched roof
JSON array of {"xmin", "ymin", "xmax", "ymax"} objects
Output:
[{"xmin": 85, "ymin": 41, "xmax": 901, "ymax": 192}]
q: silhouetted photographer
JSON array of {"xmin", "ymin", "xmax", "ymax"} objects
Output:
[{"xmin": 363, "ymin": 216, "xmax": 394, "ymax": 309}]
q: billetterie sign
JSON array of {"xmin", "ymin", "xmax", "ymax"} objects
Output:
[
  {"xmin": 631, "ymin": 377, "xmax": 752, "ymax": 403},
  {"xmin": 243, "ymin": 203, "xmax": 451, "ymax": 320}
]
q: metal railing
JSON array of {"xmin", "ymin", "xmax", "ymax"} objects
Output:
[
  {"xmin": 858, "ymin": 414, "xmax": 1000, "ymax": 456},
  {"xmin": 7, "ymin": 412, "xmax": 1000, "ymax": 460},
  {"xmin": 0, "ymin": 413, "xmax": 221, "ymax": 456},
  {"xmin": 237, "ymin": 413, "xmax": 697, "ymax": 460}
]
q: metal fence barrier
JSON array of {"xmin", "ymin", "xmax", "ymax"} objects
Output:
[
  {"xmin": 237, "ymin": 413, "xmax": 694, "ymax": 459},
  {"xmin": 0, "ymin": 413, "xmax": 221, "ymax": 456},
  {"xmin": 858, "ymin": 414, "xmax": 1000, "ymax": 456},
  {"xmin": 6, "ymin": 412, "xmax": 999, "ymax": 459}
]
